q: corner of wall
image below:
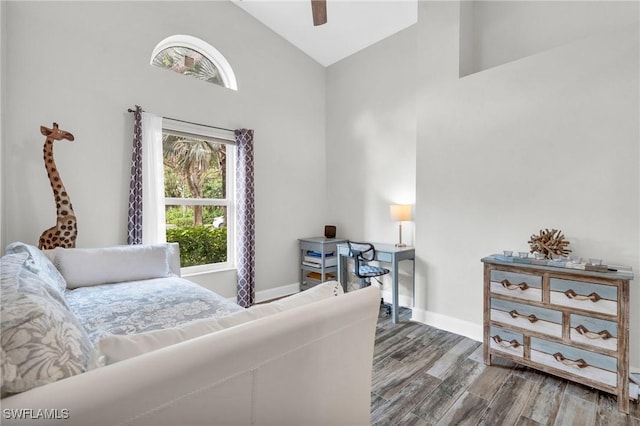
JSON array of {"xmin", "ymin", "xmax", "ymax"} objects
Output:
[
  {"xmin": 411, "ymin": 307, "xmax": 483, "ymax": 342},
  {"xmin": 458, "ymin": 0, "xmax": 475, "ymax": 78}
]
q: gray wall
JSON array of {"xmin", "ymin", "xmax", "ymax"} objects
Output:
[
  {"xmin": 326, "ymin": 1, "xmax": 640, "ymax": 367},
  {"xmin": 459, "ymin": 1, "xmax": 638, "ymax": 76},
  {"xmin": 1, "ymin": 1, "xmax": 326, "ymax": 298},
  {"xmin": 326, "ymin": 25, "xmax": 417, "ymax": 305}
]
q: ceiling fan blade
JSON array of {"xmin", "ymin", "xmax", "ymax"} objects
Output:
[{"xmin": 311, "ymin": 0, "xmax": 327, "ymax": 26}]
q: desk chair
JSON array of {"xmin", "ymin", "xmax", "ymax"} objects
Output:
[{"xmin": 347, "ymin": 241, "xmax": 392, "ymax": 316}]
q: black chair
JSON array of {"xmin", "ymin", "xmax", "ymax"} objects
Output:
[{"xmin": 347, "ymin": 241, "xmax": 392, "ymax": 316}]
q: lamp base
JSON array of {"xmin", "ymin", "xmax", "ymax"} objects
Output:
[{"xmin": 396, "ymin": 222, "xmax": 407, "ymax": 248}]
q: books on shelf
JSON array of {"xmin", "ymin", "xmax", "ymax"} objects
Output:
[
  {"xmin": 303, "ymin": 256, "xmax": 337, "ymax": 267},
  {"xmin": 302, "ymin": 260, "xmax": 322, "ymax": 268},
  {"xmin": 306, "ymin": 271, "xmax": 336, "ymax": 281},
  {"xmin": 306, "ymin": 250, "xmax": 335, "ymax": 258}
]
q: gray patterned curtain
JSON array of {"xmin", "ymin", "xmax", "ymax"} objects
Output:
[
  {"xmin": 235, "ymin": 129, "xmax": 255, "ymax": 307},
  {"xmin": 127, "ymin": 106, "xmax": 143, "ymax": 244}
]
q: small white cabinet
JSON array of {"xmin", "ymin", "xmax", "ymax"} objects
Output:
[{"xmin": 299, "ymin": 237, "xmax": 347, "ymax": 291}]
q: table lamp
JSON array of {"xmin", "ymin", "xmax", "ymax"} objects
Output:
[{"xmin": 390, "ymin": 204, "xmax": 411, "ymax": 247}]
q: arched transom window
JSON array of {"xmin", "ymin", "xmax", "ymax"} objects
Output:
[{"xmin": 151, "ymin": 35, "xmax": 237, "ymax": 91}]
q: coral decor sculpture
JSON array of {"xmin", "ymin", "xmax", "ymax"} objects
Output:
[
  {"xmin": 528, "ymin": 228, "xmax": 571, "ymax": 259},
  {"xmin": 38, "ymin": 123, "xmax": 78, "ymax": 249}
]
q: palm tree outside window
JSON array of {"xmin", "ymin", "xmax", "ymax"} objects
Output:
[
  {"xmin": 153, "ymin": 46, "xmax": 225, "ymax": 86},
  {"xmin": 151, "ymin": 35, "xmax": 237, "ymax": 90},
  {"xmin": 162, "ymin": 123, "xmax": 235, "ymax": 271}
]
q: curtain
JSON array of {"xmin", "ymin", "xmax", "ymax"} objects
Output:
[
  {"xmin": 235, "ymin": 129, "xmax": 255, "ymax": 308},
  {"xmin": 141, "ymin": 112, "xmax": 166, "ymax": 244},
  {"xmin": 127, "ymin": 106, "xmax": 143, "ymax": 244},
  {"xmin": 127, "ymin": 109, "xmax": 166, "ymax": 244}
]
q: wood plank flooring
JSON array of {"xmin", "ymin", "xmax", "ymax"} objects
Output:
[{"xmin": 372, "ymin": 307, "xmax": 640, "ymax": 426}]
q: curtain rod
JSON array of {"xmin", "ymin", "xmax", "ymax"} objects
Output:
[{"xmin": 127, "ymin": 108, "xmax": 234, "ymax": 133}]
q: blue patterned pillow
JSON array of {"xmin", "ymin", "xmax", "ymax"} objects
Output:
[
  {"xmin": 0, "ymin": 252, "xmax": 63, "ymax": 309},
  {"xmin": 0, "ymin": 253, "xmax": 93, "ymax": 396},
  {"xmin": 5, "ymin": 242, "xmax": 68, "ymax": 308}
]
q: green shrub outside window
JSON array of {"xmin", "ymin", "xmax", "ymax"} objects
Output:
[{"xmin": 166, "ymin": 226, "xmax": 227, "ymax": 267}]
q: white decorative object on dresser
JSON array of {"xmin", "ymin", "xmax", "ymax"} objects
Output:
[{"xmin": 482, "ymin": 255, "xmax": 634, "ymax": 413}]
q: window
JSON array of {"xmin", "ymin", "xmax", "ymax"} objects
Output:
[
  {"xmin": 162, "ymin": 119, "xmax": 235, "ymax": 273},
  {"xmin": 151, "ymin": 35, "xmax": 238, "ymax": 91}
]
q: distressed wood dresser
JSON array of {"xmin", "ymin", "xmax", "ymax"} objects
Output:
[{"xmin": 482, "ymin": 255, "xmax": 633, "ymax": 413}]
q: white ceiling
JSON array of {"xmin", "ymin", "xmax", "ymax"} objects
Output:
[{"xmin": 231, "ymin": 0, "xmax": 418, "ymax": 67}]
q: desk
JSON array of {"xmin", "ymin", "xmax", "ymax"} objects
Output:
[{"xmin": 337, "ymin": 243, "xmax": 415, "ymax": 323}]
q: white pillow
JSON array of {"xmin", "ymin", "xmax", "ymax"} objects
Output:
[
  {"xmin": 54, "ymin": 244, "xmax": 170, "ymax": 289},
  {"xmin": 90, "ymin": 281, "xmax": 344, "ymax": 366}
]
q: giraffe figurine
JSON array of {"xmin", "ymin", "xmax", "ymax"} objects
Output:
[{"xmin": 38, "ymin": 123, "xmax": 78, "ymax": 249}]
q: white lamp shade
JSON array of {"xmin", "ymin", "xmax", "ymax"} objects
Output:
[{"xmin": 390, "ymin": 204, "xmax": 411, "ymax": 221}]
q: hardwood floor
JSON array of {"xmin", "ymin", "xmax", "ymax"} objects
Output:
[{"xmin": 371, "ymin": 308, "xmax": 640, "ymax": 426}]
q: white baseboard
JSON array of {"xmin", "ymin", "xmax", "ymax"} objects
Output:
[
  {"xmin": 255, "ymin": 282, "xmax": 300, "ymax": 303},
  {"xmin": 411, "ymin": 307, "xmax": 483, "ymax": 342},
  {"xmin": 225, "ymin": 282, "xmax": 300, "ymax": 304},
  {"xmin": 380, "ymin": 289, "xmax": 413, "ymax": 310}
]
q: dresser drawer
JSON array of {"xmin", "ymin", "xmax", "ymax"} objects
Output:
[
  {"xmin": 550, "ymin": 278, "xmax": 617, "ymax": 316},
  {"xmin": 490, "ymin": 298, "xmax": 562, "ymax": 338},
  {"xmin": 489, "ymin": 270, "xmax": 542, "ymax": 302},
  {"xmin": 489, "ymin": 326, "xmax": 524, "ymax": 359},
  {"xmin": 530, "ymin": 338, "xmax": 617, "ymax": 387},
  {"xmin": 570, "ymin": 314, "xmax": 618, "ymax": 352}
]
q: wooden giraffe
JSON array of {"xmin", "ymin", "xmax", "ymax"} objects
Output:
[{"xmin": 38, "ymin": 123, "xmax": 78, "ymax": 249}]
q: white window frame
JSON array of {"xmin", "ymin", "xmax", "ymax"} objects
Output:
[
  {"xmin": 162, "ymin": 118, "xmax": 236, "ymax": 275},
  {"xmin": 150, "ymin": 35, "xmax": 238, "ymax": 91}
]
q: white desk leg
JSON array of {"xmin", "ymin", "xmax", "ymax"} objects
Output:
[{"xmin": 392, "ymin": 255, "xmax": 399, "ymax": 323}]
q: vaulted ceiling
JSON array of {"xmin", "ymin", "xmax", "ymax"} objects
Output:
[{"xmin": 231, "ymin": 0, "xmax": 418, "ymax": 67}]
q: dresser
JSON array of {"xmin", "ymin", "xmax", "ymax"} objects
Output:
[{"xmin": 482, "ymin": 255, "xmax": 633, "ymax": 413}]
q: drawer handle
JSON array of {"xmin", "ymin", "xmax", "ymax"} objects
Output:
[
  {"xmin": 575, "ymin": 324, "xmax": 613, "ymax": 340},
  {"xmin": 553, "ymin": 352, "xmax": 589, "ymax": 369},
  {"xmin": 501, "ymin": 279, "xmax": 529, "ymax": 291},
  {"xmin": 564, "ymin": 289, "xmax": 601, "ymax": 303},
  {"xmin": 509, "ymin": 309, "xmax": 538, "ymax": 323},
  {"xmin": 491, "ymin": 335, "xmax": 520, "ymax": 349}
]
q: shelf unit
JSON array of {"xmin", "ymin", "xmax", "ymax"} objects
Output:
[
  {"xmin": 482, "ymin": 255, "xmax": 633, "ymax": 413},
  {"xmin": 298, "ymin": 237, "xmax": 347, "ymax": 291}
]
